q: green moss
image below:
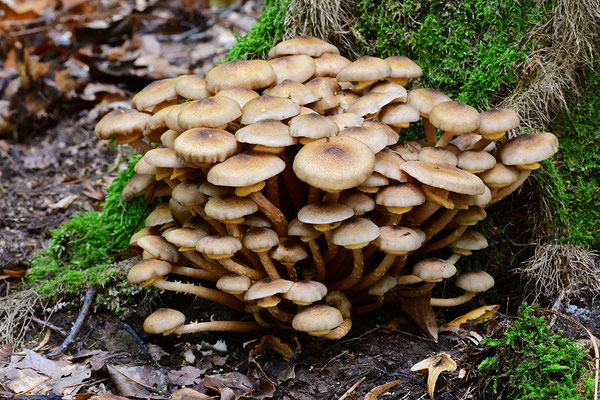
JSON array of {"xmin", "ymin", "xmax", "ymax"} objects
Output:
[
  {"xmin": 26, "ymin": 155, "xmax": 155, "ymax": 301},
  {"xmin": 478, "ymin": 304, "xmax": 594, "ymax": 399},
  {"xmin": 353, "ymin": 0, "xmax": 543, "ymax": 107},
  {"xmin": 225, "ymin": 0, "xmax": 290, "ymax": 61}
]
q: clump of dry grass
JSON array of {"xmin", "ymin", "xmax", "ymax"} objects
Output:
[
  {"xmin": 0, "ymin": 290, "xmax": 42, "ymax": 346},
  {"xmin": 501, "ymin": 0, "xmax": 600, "ymax": 132},
  {"xmin": 516, "ymin": 244, "xmax": 600, "ymax": 305}
]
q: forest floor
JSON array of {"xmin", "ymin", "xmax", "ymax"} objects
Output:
[{"xmin": 0, "ymin": 0, "xmax": 598, "ymax": 399}]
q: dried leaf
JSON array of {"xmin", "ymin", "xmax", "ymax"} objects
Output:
[
  {"xmin": 48, "ymin": 194, "xmax": 81, "ymax": 209},
  {"xmin": 167, "ymin": 365, "xmax": 206, "ymax": 386},
  {"xmin": 2, "ymin": 268, "xmax": 26, "ymax": 277},
  {"xmin": 365, "ymin": 380, "xmax": 402, "ymax": 400},
  {"xmin": 171, "ymin": 388, "xmax": 210, "ymax": 400},
  {"xmin": 442, "ymin": 305, "xmax": 500, "ymax": 328},
  {"xmin": 107, "ymin": 364, "xmax": 164, "ymax": 399},
  {"xmin": 411, "ymin": 353, "xmax": 457, "ymax": 399},
  {"xmin": 204, "ymin": 372, "xmax": 258, "ymax": 400},
  {"xmin": 249, "ymin": 335, "xmax": 293, "ymax": 361},
  {"xmin": 399, "ymin": 292, "xmax": 438, "ymax": 341}
]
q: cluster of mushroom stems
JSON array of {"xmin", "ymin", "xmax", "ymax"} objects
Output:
[{"xmin": 95, "ymin": 36, "xmax": 559, "ymax": 339}]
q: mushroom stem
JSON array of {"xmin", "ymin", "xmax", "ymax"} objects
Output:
[
  {"xmin": 257, "ymin": 251, "xmax": 281, "ymax": 280},
  {"xmin": 351, "ymin": 253, "xmax": 397, "ymax": 292},
  {"xmin": 435, "ymin": 131, "xmax": 454, "ymax": 147},
  {"xmin": 191, "ymin": 205, "xmax": 227, "ymax": 235},
  {"xmin": 307, "ymin": 239, "xmax": 326, "ymax": 282},
  {"xmin": 323, "ymin": 230, "xmax": 339, "ymax": 263},
  {"xmin": 323, "ymin": 318, "xmax": 352, "ymax": 340},
  {"xmin": 471, "ymin": 137, "xmax": 493, "ymax": 150},
  {"xmin": 323, "ymin": 192, "xmax": 340, "ymax": 203},
  {"xmin": 430, "ymin": 291, "xmax": 476, "ymax": 307},
  {"xmin": 181, "ymin": 251, "xmax": 227, "ymax": 277},
  {"xmin": 250, "ymin": 311, "xmax": 272, "ymax": 328},
  {"xmin": 385, "ymin": 213, "xmax": 402, "ymax": 226},
  {"xmin": 249, "ymin": 191, "xmax": 288, "ymax": 236},
  {"xmin": 354, "ymin": 297, "xmax": 384, "ymax": 315},
  {"xmin": 326, "ymin": 247, "xmax": 350, "ymax": 280},
  {"xmin": 284, "ymin": 263, "xmax": 298, "ymax": 281},
  {"xmin": 266, "ymin": 176, "xmax": 280, "ymax": 208},
  {"xmin": 423, "ymin": 118, "xmax": 437, "ymax": 146},
  {"xmin": 128, "ymin": 138, "xmax": 154, "ymax": 153},
  {"xmin": 397, "ymin": 274, "xmax": 424, "ymax": 286},
  {"xmin": 266, "ymin": 306, "xmax": 295, "ymax": 324},
  {"xmin": 226, "ymin": 222, "xmax": 242, "ymax": 238},
  {"xmin": 396, "ymin": 282, "xmax": 436, "ymax": 297},
  {"xmin": 152, "ymin": 279, "xmax": 245, "ymax": 312},
  {"xmin": 421, "ymin": 208, "xmax": 460, "ymax": 244},
  {"xmin": 387, "ymin": 254, "xmax": 408, "ymax": 277},
  {"xmin": 171, "ymin": 265, "xmax": 218, "ymax": 282},
  {"xmin": 404, "ymin": 201, "xmax": 443, "ymax": 226},
  {"xmin": 488, "ymin": 169, "xmax": 532, "ymax": 205},
  {"xmin": 308, "ymin": 186, "xmax": 321, "ymax": 204},
  {"xmin": 446, "ymin": 253, "xmax": 462, "ymax": 264},
  {"xmin": 218, "ymin": 258, "xmax": 264, "ymax": 280},
  {"xmin": 278, "ymin": 151, "xmax": 305, "ymax": 211},
  {"xmin": 174, "ymin": 320, "xmax": 260, "ymax": 334},
  {"xmin": 419, "ymin": 224, "xmax": 468, "ymax": 253},
  {"xmin": 330, "ymin": 248, "xmax": 364, "ymax": 291}
]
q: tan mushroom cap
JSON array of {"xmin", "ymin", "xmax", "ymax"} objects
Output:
[
  {"xmin": 132, "ymin": 78, "xmax": 179, "ymax": 111},
  {"xmin": 206, "ymin": 59, "xmax": 276, "ymax": 92},
  {"xmin": 199, "ymin": 181, "xmax": 234, "ymax": 197},
  {"xmin": 390, "ymin": 141, "xmax": 421, "ymax": 161},
  {"xmin": 313, "ymin": 53, "xmax": 351, "ymax": 77},
  {"xmin": 456, "ymin": 270, "xmax": 495, "ymax": 293},
  {"xmin": 196, "ymin": 235, "xmax": 242, "ymax": 259},
  {"xmin": 165, "ymin": 103, "xmax": 186, "ymax": 132},
  {"xmin": 127, "ymin": 259, "xmax": 173, "ymax": 284},
  {"xmin": 305, "ymin": 77, "xmax": 340, "ymax": 113},
  {"xmin": 373, "ymin": 226, "xmax": 423, "ymax": 254},
  {"xmin": 216, "ymin": 274, "xmax": 252, "ymax": 295},
  {"xmin": 174, "ymin": 75, "xmax": 209, "ymax": 100},
  {"xmin": 429, "ymin": 101, "xmax": 481, "ymax": 134},
  {"xmin": 289, "ymin": 113, "xmax": 339, "ymax": 139},
  {"xmin": 268, "ymin": 36, "xmax": 339, "ymax": 58},
  {"xmin": 207, "ymin": 152, "xmax": 285, "ymax": 188},
  {"xmin": 400, "ymin": 161, "xmax": 486, "ymax": 195},
  {"xmin": 418, "ymin": 147, "xmax": 458, "ymax": 166},
  {"xmin": 476, "ymin": 108, "xmax": 520, "ymax": 137},
  {"xmin": 451, "ymin": 186, "xmax": 492, "ymax": 208},
  {"xmin": 144, "ymin": 148, "xmax": 187, "ymax": 168},
  {"xmin": 338, "ymin": 126, "xmax": 387, "ymax": 153},
  {"xmin": 376, "ymin": 183, "xmax": 426, "ymax": 209},
  {"xmin": 145, "ymin": 104, "xmax": 176, "ymax": 138},
  {"xmin": 407, "ymin": 88, "xmax": 451, "ymax": 117},
  {"xmin": 379, "ymin": 103, "xmax": 420, "ymax": 126},
  {"xmin": 245, "ymin": 214, "xmax": 274, "ymax": 228},
  {"xmin": 244, "ymin": 278, "xmax": 294, "ymax": 301},
  {"xmin": 143, "ymin": 308, "xmax": 185, "ymax": 335},
  {"xmin": 451, "ymin": 230, "xmax": 488, "ymax": 253},
  {"xmin": 243, "ymin": 227, "xmax": 279, "ymax": 251},
  {"xmin": 328, "ymin": 113, "xmax": 364, "ymax": 130},
  {"xmin": 457, "ymin": 150, "xmax": 497, "ymax": 173},
  {"xmin": 454, "ymin": 206, "xmax": 486, "ymax": 226},
  {"xmin": 338, "ymin": 191, "xmax": 376, "ymax": 215},
  {"xmin": 269, "ymin": 55, "xmax": 316, "ymax": 83},
  {"xmin": 204, "ymin": 195, "xmax": 258, "ymax": 222},
  {"xmin": 283, "ymin": 280, "xmax": 328, "ymax": 304},
  {"xmin": 172, "ymin": 181, "xmax": 207, "ymax": 206},
  {"xmin": 94, "ymin": 109, "xmax": 151, "ymax": 140},
  {"xmin": 169, "ymin": 198, "xmax": 193, "ymax": 226},
  {"xmin": 331, "ymin": 217, "xmax": 380, "ymax": 248},
  {"xmin": 214, "ymin": 87, "xmax": 260, "ymax": 108},
  {"xmin": 385, "ymin": 56, "xmax": 423, "ymax": 79},
  {"xmin": 122, "ymin": 173, "xmax": 154, "ymax": 201},
  {"xmin": 241, "ymin": 95, "xmax": 301, "ymax": 125},
  {"xmin": 497, "ymin": 132, "xmax": 559, "ymax": 167},
  {"xmin": 363, "ymin": 120, "xmax": 399, "ymax": 146},
  {"xmin": 347, "ymin": 92, "xmax": 406, "ymax": 117},
  {"xmin": 178, "ymin": 96, "xmax": 242, "ymax": 130},
  {"xmin": 374, "ymin": 148, "xmax": 409, "ymax": 181},
  {"xmin": 369, "ymin": 81, "xmax": 409, "ymax": 97},
  {"xmin": 337, "ymin": 56, "xmax": 391, "ymax": 83},
  {"xmin": 293, "ymin": 136, "xmax": 376, "ymax": 192},
  {"xmin": 145, "ymin": 203, "xmax": 174, "ymax": 227},
  {"xmin": 164, "ymin": 228, "xmax": 209, "ymax": 250},
  {"xmin": 298, "ymin": 201, "xmax": 354, "ymax": 226},
  {"xmin": 358, "ymin": 172, "xmax": 389, "ymax": 192},
  {"xmin": 160, "ymin": 129, "xmax": 180, "ymax": 148},
  {"xmin": 235, "ymin": 119, "xmax": 296, "ymax": 148},
  {"xmin": 270, "ymin": 238, "xmax": 308, "ymax": 264},
  {"xmin": 137, "ymin": 235, "xmax": 181, "ymax": 263},
  {"xmin": 450, "ymin": 132, "xmax": 483, "ymax": 151},
  {"xmin": 334, "ymin": 91, "xmax": 360, "ymax": 113},
  {"xmin": 412, "ymin": 258, "xmax": 457, "ymax": 282},
  {"xmin": 369, "ymin": 275, "xmax": 399, "ymax": 296},
  {"xmin": 264, "ymin": 80, "xmax": 319, "ymax": 105},
  {"xmin": 134, "ymin": 156, "xmax": 169, "ymax": 177},
  {"xmin": 174, "ymin": 128, "xmax": 238, "ymax": 164},
  {"xmin": 287, "ymin": 218, "xmax": 320, "ymax": 240},
  {"xmin": 291, "ymin": 304, "xmax": 344, "ymax": 333},
  {"xmin": 478, "ymin": 162, "xmax": 520, "ymax": 188}
]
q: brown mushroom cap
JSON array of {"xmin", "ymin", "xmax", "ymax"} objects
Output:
[
  {"xmin": 385, "ymin": 56, "xmax": 423, "ymax": 79},
  {"xmin": 369, "ymin": 81, "xmax": 409, "ymax": 97},
  {"xmin": 199, "ymin": 181, "xmax": 235, "ymax": 198},
  {"xmin": 334, "ymin": 91, "xmax": 360, "ymax": 113},
  {"xmin": 269, "ymin": 55, "xmax": 316, "ymax": 83},
  {"xmin": 207, "ymin": 152, "xmax": 285, "ymax": 188},
  {"xmin": 268, "ymin": 36, "xmax": 340, "ymax": 58},
  {"xmin": 390, "ymin": 141, "xmax": 421, "ymax": 161},
  {"xmin": 264, "ymin": 80, "xmax": 319, "ymax": 105},
  {"xmin": 374, "ymin": 148, "xmax": 409, "ymax": 181},
  {"xmin": 451, "ymin": 186, "xmax": 492, "ymax": 208},
  {"xmin": 216, "ymin": 274, "xmax": 252, "ymax": 295},
  {"xmin": 94, "ymin": 109, "xmax": 151, "ymax": 140},
  {"xmin": 243, "ymin": 227, "xmax": 279, "ymax": 251},
  {"xmin": 347, "ymin": 92, "xmax": 405, "ymax": 117},
  {"xmin": 283, "ymin": 280, "xmax": 328, "ymax": 304},
  {"xmin": 338, "ymin": 126, "xmax": 387, "ymax": 153},
  {"xmin": 143, "ymin": 308, "xmax": 185, "ymax": 334},
  {"xmin": 206, "ymin": 60, "xmax": 276, "ymax": 92},
  {"xmin": 297, "ymin": 201, "xmax": 354, "ymax": 226},
  {"xmin": 270, "ymin": 238, "xmax": 308, "ymax": 264},
  {"xmin": 418, "ymin": 147, "xmax": 458, "ymax": 166},
  {"xmin": 293, "ymin": 136, "xmax": 375, "ymax": 191},
  {"xmin": 164, "ymin": 227, "xmax": 209, "ymax": 249},
  {"xmin": 337, "ymin": 56, "xmax": 391, "ymax": 83},
  {"xmin": 338, "ymin": 191, "xmax": 376, "ymax": 215},
  {"xmin": 196, "ymin": 235, "xmax": 242, "ymax": 259},
  {"xmin": 305, "ymin": 77, "xmax": 341, "ymax": 113},
  {"xmin": 457, "ymin": 149, "xmax": 497, "ymax": 173},
  {"xmin": 172, "ymin": 181, "xmax": 207, "ymax": 206},
  {"xmin": 127, "ymin": 259, "xmax": 173, "ymax": 284},
  {"xmin": 328, "ymin": 113, "xmax": 364, "ymax": 130},
  {"xmin": 174, "ymin": 128, "xmax": 238, "ymax": 164},
  {"xmin": 454, "ymin": 206, "xmax": 487, "ymax": 226},
  {"xmin": 122, "ymin": 173, "xmax": 154, "ymax": 201},
  {"xmin": 145, "ymin": 203, "xmax": 174, "ymax": 227},
  {"xmin": 379, "ymin": 102, "xmax": 420, "ymax": 126},
  {"xmin": 287, "ymin": 218, "xmax": 321, "ymax": 239},
  {"xmin": 376, "ymin": 183, "xmax": 426, "ymax": 208},
  {"xmin": 235, "ymin": 119, "xmax": 296, "ymax": 148},
  {"xmin": 244, "ymin": 278, "xmax": 294, "ymax": 301},
  {"xmin": 144, "ymin": 147, "xmax": 187, "ymax": 168},
  {"xmin": 289, "ymin": 113, "xmax": 339, "ymax": 139},
  {"xmin": 214, "ymin": 87, "xmax": 260, "ymax": 108},
  {"xmin": 291, "ymin": 304, "xmax": 343, "ymax": 333},
  {"xmin": 178, "ymin": 96, "xmax": 242, "ymax": 130},
  {"xmin": 363, "ymin": 120, "xmax": 400, "ymax": 147},
  {"xmin": 373, "ymin": 226, "xmax": 424, "ymax": 254},
  {"xmin": 244, "ymin": 215, "xmax": 274, "ymax": 228},
  {"xmin": 412, "ymin": 258, "xmax": 457, "ymax": 282},
  {"xmin": 400, "ymin": 161, "xmax": 486, "ymax": 195},
  {"xmin": 455, "ymin": 270, "xmax": 495, "ymax": 293},
  {"xmin": 407, "ymin": 88, "xmax": 451, "ymax": 116},
  {"xmin": 204, "ymin": 195, "xmax": 258, "ymax": 222},
  {"xmin": 174, "ymin": 75, "xmax": 209, "ymax": 100},
  {"xmin": 476, "ymin": 108, "xmax": 520, "ymax": 135},
  {"xmin": 497, "ymin": 132, "xmax": 559, "ymax": 166},
  {"xmin": 241, "ymin": 95, "xmax": 301, "ymax": 125},
  {"xmin": 429, "ymin": 101, "xmax": 481, "ymax": 134},
  {"xmin": 451, "ymin": 230, "xmax": 488, "ymax": 252},
  {"xmin": 132, "ymin": 78, "xmax": 179, "ymax": 111},
  {"xmin": 137, "ymin": 235, "xmax": 181, "ymax": 263},
  {"xmin": 313, "ymin": 53, "xmax": 351, "ymax": 77},
  {"xmin": 331, "ymin": 217, "xmax": 380, "ymax": 248},
  {"xmin": 478, "ymin": 162, "xmax": 520, "ymax": 188},
  {"xmin": 134, "ymin": 156, "xmax": 169, "ymax": 176}
]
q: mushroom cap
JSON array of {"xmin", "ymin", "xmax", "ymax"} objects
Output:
[
  {"xmin": 477, "ymin": 108, "xmax": 520, "ymax": 135},
  {"xmin": 143, "ymin": 308, "xmax": 185, "ymax": 334},
  {"xmin": 174, "ymin": 75, "xmax": 209, "ymax": 100},
  {"xmin": 313, "ymin": 53, "xmax": 351, "ymax": 77},
  {"xmin": 174, "ymin": 128, "xmax": 238, "ymax": 164},
  {"xmin": 347, "ymin": 92, "xmax": 405, "ymax": 117},
  {"xmin": 145, "ymin": 203, "xmax": 174, "ymax": 227},
  {"xmin": 283, "ymin": 280, "xmax": 328, "ymax": 304},
  {"xmin": 270, "ymin": 238, "xmax": 308, "ymax": 264},
  {"xmin": 497, "ymin": 132, "xmax": 559, "ymax": 166},
  {"xmin": 450, "ymin": 132, "xmax": 483, "ymax": 151},
  {"xmin": 337, "ymin": 56, "xmax": 391, "ymax": 82},
  {"xmin": 144, "ymin": 104, "xmax": 176, "ymax": 137},
  {"xmin": 412, "ymin": 258, "xmax": 457, "ymax": 282},
  {"xmin": 244, "ymin": 214, "xmax": 273, "ymax": 228},
  {"xmin": 264, "ymin": 80, "xmax": 319, "ymax": 105},
  {"xmin": 293, "ymin": 136, "xmax": 375, "ymax": 191},
  {"xmin": 196, "ymin": 235, "xmax": 242, "ymax": 258},
  {"xmin": 369, "ymin": 80, "xmax": 409, "ymax": 96},
  {"xmin": 368, "ymin": 275, "xmax": 399, "ymax": 296},
  {"xmin": 241, "ymin": 95, "xmax": 301, "ymax": 125},
  {"xmin": 287, "ymin": 218, "xmax": 320, "ymax": 238},
  {"xmin": 243, "ymin": 227, "xmax": 279, "ymax": 251},
  {"xmin": 379, "ymin": 102, "xmax": 420, "ymax": 126},
  {"xmin": 289, "ymin": 113, "xmax": 339, "ymax": 139},
  {"xmin": 451, "ymin": 186, "xmax": 492, "ymax": 208},
  {"xmin": 478, "ymin": 163, "xmax": 520, "ymax": 188},
  {"xmin": 358, "ymin": 172, "xmax": 389, "ymax": 190},
  {"xmin": 455, "ymin": 270, "xmax": 495, "ymax": 292},
  {"xmin": 127, "ymin": 259, "xmax": 173, "ymax": 284},
  {"xmin": 338, "ymin": 126, "xmax": 387, "ymax": 153},
  {"xmin": 452, "ymin": 230, "xmax": 488, "ymax": 250},
  {"xmin": 235, "ymin": 119, "xmax": 296, "ymax": 147},
  {"xmin": 362, "ymin": 119, "xmax": 400, "ymax": 146},
  {"xmin": 206, "ymin": 59, "xmax": 276, "ymax": 92},
  {"xmin": 390, "ymin": 141, "xmax": 421, "ymax": 161},
  {"xmin": 454, "ymin": 206, "xmax": 487, "ymax": 226},
  {"xmin": 172, "ymin": 181, "xmax": 207, "ymax": 206},
  {"xmin": 135, "ymin": 156, "xmax": 168, "ymax": 177},
  {"xmin": 297, "ymin": 201, "xmax": 354, "ymax": 225},
  {"xmin": 164, "ymin": 227, "xmax": 209, "ymax": 249},
  {"xmin": 418, "ymin": 147, "xmax": 458, "ymax": 166},
  {"xmin": 376, "ymin": 183, "xmax": 426, "ymax": 208},
  {"xmin": 199, "ymin": 181, "xmax": 235, "ymax": 197},
  {"xmin": 328, "ymin": 113, "xmax": 364, "ymax": 130},
  {"xmin": 429, "ymin": 101, "xmax": 481, "ymax": 134},
  {"xmin": 207, "ymin": 152, "xmax": 285, "ymax": 188},
  {"xmin": 137, "ymin": 235, "xmax": 180, "ymax": 263},
  {"xmin": 268, "ymin": 36, "xmax": 340, "ymax": 58},
  {"xmin": 269, "ymin": 55, "xmax": 316, "ymax": 83},
  {"xmin": 334, "ymin": 91, "xmax": 360, "ymax": 113},
  {"xmin": 385, "ymin": 56, "xmax": 423, "ymax": 79},
  {"xmin": 292, "ymin": 304, "xmax": 343, "ymax": 332},
  {"xmin": 407, "ymin": 88, "xmax": 451, "ymax": 116},
  {"xmin": 305, "ymin": 77, "xmax": 340, "ymax": 113},
  {"xmin": 178, "ymin": 96, "xmax": 242, "ymax": 130},
  {"xmin": 244, "ymin": 278, "xmax": 294, "ymax": 301},
  {"xmin": 331, "ymin": 217, "xmax": 380, "ymax": 248},
  {"xmin": 374, "ymin": 226, "xmax": 424, "ymax": 254},
  {"xmin": 400, "ymin": 161, "xmax": 486, "ymax": 195},
  {"xmin": 132, "ymin": 78, "xmax": 179, "ymax": 111},
  {"xmin": 457, "ymin": 149, "xmax": 497, "ymax": 172},
  {"xmin": 122, "ymin": 173, "xmax": 154, "ymax": 201},
  {"xmin": 144, "ymin": 147, "xmax": 187, "ymax": 168},
  {"xmin": 214, "ymin": 87, "xmax": 260, "ymax": 108},
  {"xmin": 216, "ymin": 274, "xmax": 252, "ymax": 294},
  {"xmin": 338, "ymin": 191, "xmax": 376, "ymax": 214},
  {"xmin": 374, "ymin": 148, "xmax": 409, "ymax": 181},
  {"xmin": 165, "ymin": 103, "xmax": 186, "ymax": 132},
  {"xmin": 94, "ymin": 109, "xmax": 151, "ymax": 140},
  {"xmin": 204, "ymin": 195, "xmax": 258, "ymax": 221},
  {"xmin": 169, "ymin": 198, "xmax": 193, "ymax": 226}
]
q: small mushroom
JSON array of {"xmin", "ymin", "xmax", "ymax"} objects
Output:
[
  {"xmin": 143, "ymin": 308, "xmax": 259, "ymax": 336},
  {"xmin": 430, "ymin": 270, "xmax": 494, "ymax": 307}
]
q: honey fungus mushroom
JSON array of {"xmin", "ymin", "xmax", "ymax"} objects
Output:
[{"xmin": 143, "ymin": 308, "xmax": 259, "ymax": 336}]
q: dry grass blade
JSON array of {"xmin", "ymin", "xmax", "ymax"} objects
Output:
[{"xmin": 0, "ymin": 289, "xmax": 41, "ymax": 347}]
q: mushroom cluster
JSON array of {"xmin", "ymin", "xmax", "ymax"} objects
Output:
[{"xmin": 95, "ymin": 36, "xmax": 559, "ymax": 339}]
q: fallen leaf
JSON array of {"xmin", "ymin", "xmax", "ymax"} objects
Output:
[
  {"xmin": 171, "ymin": 388, "xmax": 210, "ymax": 400},
  {"xmin": 411, "ymin": 353, "xmax": 457, "ymax": 399},
  {"xmin": 365, "ymin": 380, "xmax": 402, "ymax": 400},
  {"xmin": 48, "ymin": 194, "xmax": 81, "ymax": 209},
  {"xmin": 249, "ymin": 335, "xmax": 293, "ymax": 361},
  {"xmin": 167, "ymin": 365, "xmax": 206, "ymax": 386},
  {"xmin": 399, "ymin": 292, "xmax": 438, "ymax": 341},
  {"xmin": 442, "ymin": 305, "xmax": 500, "ymax": 328},
  {"xmin": 204, "ymin": 372, "xmax": 258, "ymax": 400},
  {"xmin": 2, "ymin": 268, "xmax": 26, "ymax": 277},
  {"xmin": 107, "ymin": 364, "xmax": 166, "ymax": 399}
]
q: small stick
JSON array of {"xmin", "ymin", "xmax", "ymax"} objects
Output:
[
  {"xmin": 77, "ymin": 320, "xmax": 106, "ymax": 352},
  {"xmin": 31, "ymin": 316, "xmax": 68, "ymax": 337},
  {"xmin": 46, "ymin": 287, "xmax": 96, "ymax": 359},
  {"xmin": 119, "ymin": 322, "xmax": 160, "ymax": 368},
  {"xmin": 338, "ymin": 377, "xmax": 366, "ymax": 400}
]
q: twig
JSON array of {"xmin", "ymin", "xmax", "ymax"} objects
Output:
[
  {"xmin": 540, "ymin": 308, "xmax": 599, "ymax": 400},
  {"xmin": 337, "ymin": 377, "xmax": 366, "ymax": 400},
  {"xmin": 77, "ymin": 320, "xmax": 106, "ymax": 352},
  {"xmin": 31, "ymin": 316, "xmax": 68, "ymax": 337},
  {"xmin": 118, "ymin": 322, "xmax": 159, "ymax": 368},
  {"xmin": 46, "ymin": 287, "xmax": 96, "ymax": 359}
]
